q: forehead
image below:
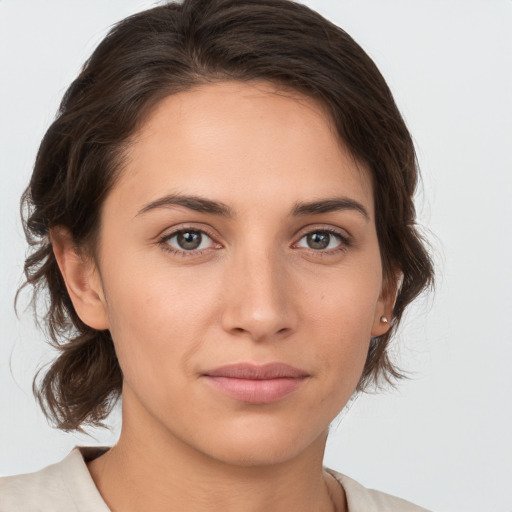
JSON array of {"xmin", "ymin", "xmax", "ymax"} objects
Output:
[{"xmin": 109, "ymin": 80, "xmax": 374, "ymax": 218}]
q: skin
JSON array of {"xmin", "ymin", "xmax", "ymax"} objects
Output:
[{"xmin": 52, "ymin": 81, "xmax": 395, "ymax": 512}]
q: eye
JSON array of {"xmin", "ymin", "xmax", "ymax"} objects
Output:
[
  {"xmin": 295, "ymin": 230, "xmax": 346, "ymax": 251},
  {"xmin": 162, "ymin": 229, "xmax": 216, "ymax": 252}
]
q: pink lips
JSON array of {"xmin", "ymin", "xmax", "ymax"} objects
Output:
[{"xmin": 202, "ymin": 363, "xmax": 309, "ymax": 404}]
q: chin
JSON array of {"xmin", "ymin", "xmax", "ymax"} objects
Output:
[
  {"xmin": 208, "ymin": 441, "xmax": 307, "ymax": 467},
  {"xmin": 192, "ymin": 418, "xmax": 328, "ymax": 468}
]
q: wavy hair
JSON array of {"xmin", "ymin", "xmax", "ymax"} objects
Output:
[{"xmin": 20, "ymin": 0, "xmax": 434, "ymax": 431}]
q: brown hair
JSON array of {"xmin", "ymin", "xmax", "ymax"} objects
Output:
[{"xmin": 21, "ymin": 0, "xmax": 433, "ymax": 431}]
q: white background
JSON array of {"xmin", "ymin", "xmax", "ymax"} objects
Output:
[{"xmin": 1, "ymin": 1, "xmax": 511, "ymax": 511}]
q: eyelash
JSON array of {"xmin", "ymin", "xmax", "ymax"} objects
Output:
[
  {"xmin": 294, "ymin": 228, "xmax": 351, "ymax": 255},
  {"xmin": 158, "ymin": 226, "xmax": 219, "ymax": 258},
  {"xmin": 157, "ymin": 226, "xmax": 351, "ymax": 258}
]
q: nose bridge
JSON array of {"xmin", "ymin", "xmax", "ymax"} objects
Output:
[{"xmin": 221, "ymin": 237, "xmax": 296, "ymax": 340}]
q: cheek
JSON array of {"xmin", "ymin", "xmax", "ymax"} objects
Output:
[
  {"xmin": 100, "ymin": 256, "xmax": 221, "ymax": 389},
  {"xmin": 305, "ymin": 258, "xmax": 381, "ymax": 328},
  {"xmin": 301, "ymin": 264, "xmax": 381, "ymax": 375}
]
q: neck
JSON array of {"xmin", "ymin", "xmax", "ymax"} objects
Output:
[{"xmin": 87, "ymin": 391, "xmax": 346, "ymax": 512}]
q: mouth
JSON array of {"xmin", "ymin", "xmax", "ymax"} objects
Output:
[{"xmin": 201, "ymin": 362, "xmax": 309, "ymax": 404}]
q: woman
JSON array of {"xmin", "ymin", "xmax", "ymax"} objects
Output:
[{"xmin": 1, "ymin": 0, "xmax": 433, "ymax": 510}]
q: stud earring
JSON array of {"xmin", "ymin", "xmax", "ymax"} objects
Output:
[{"xmin": 380, "ymin": 316, "xmax": 389, "ymax": 324}]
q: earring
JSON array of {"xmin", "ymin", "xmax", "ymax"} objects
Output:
[{"xmin": 380, "ymin": 316, "xmax": 389, "ymax": 324}]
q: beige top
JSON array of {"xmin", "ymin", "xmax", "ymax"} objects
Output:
[{"xmin": 0, "ymin": 447, "xmax": 430, "ymax": 512}]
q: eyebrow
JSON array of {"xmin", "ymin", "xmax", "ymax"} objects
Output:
[
  {"xmin": 136, "ymin": 193, "xmax": 369, "ymax": 220},
  {"xmin": 136, "ymin": 194, "xmax": 233, "ymax": 217},
  {"xmin": 292, "ymin": 197, "xmax": 370, "ymax": 220}
]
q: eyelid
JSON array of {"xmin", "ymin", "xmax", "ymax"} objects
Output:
[
  {"xmin": 156, "ymin": 223, "xmax": 352, "ymax": 257},
  {"xmin": 157, "ymin": 223, "xmax": 220, "ymax": 241},
  {"xmin": 293, "ymin": 224, "xmax": 351, "ymax": 241},
  {"xmin": 292, "ymin": 225, "xmax": 352, "ymax": 252},
  {"xmin": 157, "ymin": 224, "xmax": 223, "ymax": 255}
]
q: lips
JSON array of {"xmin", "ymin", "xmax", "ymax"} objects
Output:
[{"xmin": 202, "ymin": 363, "xmax": 309, "ymax": 404}]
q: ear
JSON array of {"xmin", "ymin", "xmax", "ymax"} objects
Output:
[
  {"xmin": 50, "ymin": 226, "xmax": 109, "ymax": 330},
  {"xmin": 371, "ymin": 271, "xmax": 402, "ymax": 337}
]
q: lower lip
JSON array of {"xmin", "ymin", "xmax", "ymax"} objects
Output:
[{"xmin": 203, "ymin": 376, "xmax": 306, "ymax": 404}]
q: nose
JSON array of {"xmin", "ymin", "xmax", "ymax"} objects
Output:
[{"xmin": 220, "ymin": 245, "xmax": 298, "ymax": 342}]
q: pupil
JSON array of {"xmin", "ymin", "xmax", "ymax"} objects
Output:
[
  {"xmin": 178, "ymin": 231, "xmax": 201, "ymax": 250},
  {"xmin": 307, "ymin": 232, "xmax": 330, "ymax": 250}
]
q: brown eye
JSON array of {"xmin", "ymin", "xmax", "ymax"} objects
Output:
[
  {"xmin": 296, "ymin": 230, "xmax": 344, "ymax": 251},
  {"xmin": 307, "ymin": 232, "xmax": 330, "ymax": 249},
  {"xmin": 165, "ymin": 230, "xmax": 214, "ymax": 251},
  {"xmin": 177, "ymin": 231, "xmax": 202, "ymax": 250}
]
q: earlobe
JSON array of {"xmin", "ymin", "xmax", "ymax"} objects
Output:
[
  {"xmin": 370, "ymin": 272, "xmax": 401, "ymax": 337},
  {"xmin": 50, "ymin": 227, "xmax": 109, "ymax": 330},
  {"xmin": 371, "ymin": 313, "xmax": 392, "ymax": 338}
]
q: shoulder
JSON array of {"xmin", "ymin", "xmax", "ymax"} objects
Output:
[
  {"xmin": 0, "ymin": 455, "xmax": 74, "ymax": 512},
  {"xmin": 327, "ymin": 469, "xmax": 432, "ymax": 512},
  {"xmin": 0, "ymin": 447, "xmax": 110, "ymax": 512}
]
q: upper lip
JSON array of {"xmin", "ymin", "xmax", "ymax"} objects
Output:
[{"xmin": 203, "ymin": 362, "xmax": 309, "ymax": 380}]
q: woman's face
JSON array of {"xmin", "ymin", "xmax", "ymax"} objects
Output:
[{"xmin": 88, "ymin": 81, "xmax": 392, "ymax": 465}]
